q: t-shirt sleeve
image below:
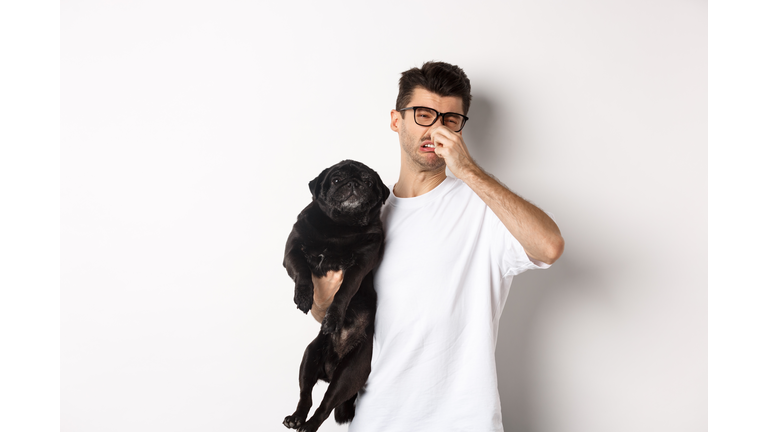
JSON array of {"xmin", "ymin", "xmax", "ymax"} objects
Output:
[{"xmin": 487, "ymin": 208, "xmax": 552, "ymax": 277}]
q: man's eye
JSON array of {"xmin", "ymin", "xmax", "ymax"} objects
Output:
[{"xmin": 445, "ymin": 115, "xmax": 461, "ymax": 125}]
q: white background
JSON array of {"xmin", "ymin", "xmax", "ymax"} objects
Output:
[
  {"xmin": 6, "ymin": 0, "xmax": 719, "ymax": 431},
  {"xmin": 58, "ymin": 1, "xmax": 707, "ymax": 431}
]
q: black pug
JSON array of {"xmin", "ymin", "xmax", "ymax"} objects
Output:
[{"xmin": 282, "ymin": 160, "xmax": 389, "ymax": 432}]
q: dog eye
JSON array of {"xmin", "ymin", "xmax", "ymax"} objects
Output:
[
  {"xmin": 333, "ymin": 178, "xmax": 339, "ymax": 184},
  {"xmin": 366, "ymin": 181, "xmax": 372, "ymax": 187}
]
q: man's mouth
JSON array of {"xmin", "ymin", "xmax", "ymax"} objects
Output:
[{"xmin": 421, "ymin": 141, "xmax": 436, "ymax": 151}]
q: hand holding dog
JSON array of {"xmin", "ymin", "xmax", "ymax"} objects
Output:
[{"xmin": 310, "ymin": 270, "xmax": 343, "ymax": 322}]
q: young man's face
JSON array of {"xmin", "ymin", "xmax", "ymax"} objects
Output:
[{"xmin": 390, "ymin": 87, "xmax": 464, "ymax": 173}]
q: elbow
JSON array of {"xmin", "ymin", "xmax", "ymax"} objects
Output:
[{"xmin": 542, "ymin": 236, "xmax": 565, "ymax": 265}]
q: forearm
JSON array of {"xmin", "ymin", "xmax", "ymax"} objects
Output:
[
  {"xmin": 462, "ymin": 168, "xmax": 564, "ymax": 264},
  {"xmin": 309, "ymin": 270, "xmax": 343, "ymax": 323}
]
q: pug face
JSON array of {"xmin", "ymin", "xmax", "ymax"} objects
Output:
[{"xmin": 309, "ymin": 160, "xmax": 389, "ymax": 225}]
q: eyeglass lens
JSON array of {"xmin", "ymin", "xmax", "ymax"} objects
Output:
[{"xmin": 414, "ymin": 107, "xmax": 465, "ymax": 132}]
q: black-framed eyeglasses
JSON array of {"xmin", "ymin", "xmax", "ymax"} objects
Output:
[{"xmin": 399, "ymin": 106, "xmax": 469, "ymax": 132}]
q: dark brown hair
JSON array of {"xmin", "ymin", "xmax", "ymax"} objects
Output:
[{"xmin": 395, "ymin": 61, "xmax": 472, "ymax": 115}]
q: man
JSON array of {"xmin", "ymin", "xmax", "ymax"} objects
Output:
[{"xmin": 311, "ymin": 61, "xmax": 564, "ymax": 431}]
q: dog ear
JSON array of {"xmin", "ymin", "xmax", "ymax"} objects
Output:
[
  {"xmin": 308, "ymin": 166, "xmax": 332, "ymax": 201},
  {"xmin": 370, "ymin": 169, "xmax": 390, "ymax": 205},
  {"xmin": 381, "ymin": 182, "xmax": 390, "ymax": 205}
]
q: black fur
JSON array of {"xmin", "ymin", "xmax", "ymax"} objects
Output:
[{"xmin": 282, "ymin": 160, "xmax": 389, "ymax": 432}]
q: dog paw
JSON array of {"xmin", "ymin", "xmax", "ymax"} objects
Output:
[
  {"xmin": 283, "ymin": 414, "xmax": 304, "ymax": 429},
  {"xmin": 296, "ymin": 418, "xmax": 320, "ymax": 432},
  {"xmin": 294, "ymin": 282, "xmax": 313, "ymax": 314},
  {"xmin": 296, "ymin": 296, "xmax": 313, "ymax": 314},
  {"xmin": 334, "ymin": 399, "xmax": 356, "ymax": 424}
]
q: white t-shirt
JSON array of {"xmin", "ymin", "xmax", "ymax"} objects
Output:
[{"xmin": 347, "ymin": 176, "xmax": 549, "ymax": 432}]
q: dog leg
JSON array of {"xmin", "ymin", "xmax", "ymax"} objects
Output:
[
  {"xmin": 333, "ymin": 394, "xmax": 357, "ymax": 424},
  {"xmin": 298, "ymin": 326, "xmax": 373, "ymax": 432},
  {"xmin": 284, "ymin": 234, "xmax": 315, "ymax": 314},
  {"xmin": 284, "ymin": 334, "xmax": 325, "ymax": 429}
]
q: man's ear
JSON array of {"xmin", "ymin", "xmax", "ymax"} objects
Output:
[
  {"xmin": 308, "ymin": 167, "xmax": 332, "ymax": 200},
  {"xmin": 390, "ymin": 109, "xmax": 401, "ymax": 132}
]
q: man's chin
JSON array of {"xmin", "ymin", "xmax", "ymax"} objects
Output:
[
  {"xmin": 417, "ymin": 155, "xmax": 445, "ymax": 171},
  {"xmin": 403, "ymin": 146, "xmax": 445, "ymax": 171}
]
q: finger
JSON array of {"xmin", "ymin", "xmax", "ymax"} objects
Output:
[
  {"xmin": 430, "ymin": 126, "xmax": 452, "ymax": 143},
  {"xmin": 432, "ymin": 130, "xmax": 457, "ymax": 156},
  {"xmin": 432, "ymin": 127, "xmax": 460, "ymax": 150}
]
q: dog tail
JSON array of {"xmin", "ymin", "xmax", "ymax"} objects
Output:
[{"xmin": 334, "ymin": 394, "xmax": 357, "ymax": 424}]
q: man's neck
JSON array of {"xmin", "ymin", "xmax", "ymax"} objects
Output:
[{"xmin": 393, "ymin": 168, "xmax": 447, "ymax": 198}]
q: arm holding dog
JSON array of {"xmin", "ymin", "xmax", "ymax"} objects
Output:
[
  {"xmin": 311, "ymin": 271, "xmax": 343, "ymax": 322},
  {"xmin": 319, "ymin": 237, "xmax": 382, "ymax": 334}
]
